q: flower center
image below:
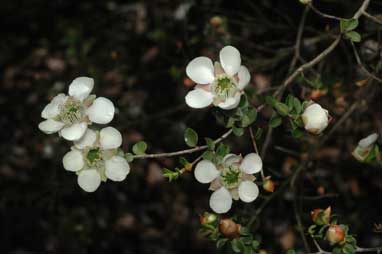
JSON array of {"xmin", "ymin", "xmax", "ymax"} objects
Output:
[
  {"xmin": 212, "ymin": 75, "xmax": 237, "ymax": 99},
  {"xmin": 221, "ymin": 165, "xmax": 242, "ymax": 189},
  {"xmin": 86, "ymin": 148, "xmax": 102, "ymax": 166},
  {"xmin": 59, "ymin": 98, "xmax": 84, "ymax": 125}
]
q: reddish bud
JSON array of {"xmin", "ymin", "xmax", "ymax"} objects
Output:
[
  {"xmin": 326, "ymin": 225, "xmax": 345, "ymax": 245},
  {"xmin": 219, "ymin": 218, "xmax": 241, "ymax": 239},
  {"xmin": 311, "ymin": 207, "xmax": 331, "ymax": 225},
  {"xmin": 263, "ymin": 177, "xmax": 275, "ymax": 193},
  {"xmin": 200, "ymin": 212, "xmax": 217, "ymax": 225}
]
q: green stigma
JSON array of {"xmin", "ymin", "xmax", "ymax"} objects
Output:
[
  {"xmin": 59, "ymin": 98, "xmax": 83, "ymax": 125},
  {"xmin": 212, "ymin": 76, "xmax": 237, "ymax": 99},
  {"xmin": 86, "ymin": 148, "xmax": 101, "ymax": 166},
  {"xmin": 221, "ymin": 166, "xmax": 242, "ymax": 189}
]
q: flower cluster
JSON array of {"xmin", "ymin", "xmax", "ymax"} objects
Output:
[
  {"xmin": 194, "ymin": 153, "xmax": 262, "ymax": 214},
  {"xmin": 39, "ymin": 77, "xmax": 130, "ymax": 192}
]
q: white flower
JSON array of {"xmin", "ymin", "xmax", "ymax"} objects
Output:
[
  {"xmin": 38, "ymin": 77, "xmax": 115, "ymax": 141},
  {"xmin": 62, "ymin": 127, "xmax": 129, "ymax": 192},
  {"xmin": 301, "ymin": 102, "xmax": 329, "ymax": 134},
  {"xmin": 185, "ymin": 46, "xmax": 251, "ymax": 110},
  {"xmin": 352, "ymin": 133, "xmax": 379, "ymax": 162},
  {"xmin": 194, "ymin": 153, "xmax": 262, "ymax": 214}
]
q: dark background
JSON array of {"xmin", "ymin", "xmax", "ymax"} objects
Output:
[{"xmin": 1, "ymin": 0, "xmax": 382, "ymax": 253}]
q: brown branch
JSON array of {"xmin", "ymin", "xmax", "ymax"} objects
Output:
[
  {"xmin": 363, "ymin": 11, "xmax": 382, "ymax": 25},
  {"xmin": 132, "ymin": 129, "xmax": 233, "ymax": 159},
  {"xmin": 350, "ymin": 42, "xmax": 382, "ymax": 83}
]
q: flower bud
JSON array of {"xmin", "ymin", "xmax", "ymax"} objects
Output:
[
  {"xmin": 352, "ymin": 133, "xmax": 379, "ymax": 162},
  {"xmin": 311, "ymin": 207, "xmax": 331, "ymax": 225},
  {"xmin": 263, "ymin": 177, "xmax": 275, "ymax": 193},
  {"xmin": 301, "ymin": 103, "xmax": 329, "ymax": 134},
  {"xmin": 299, "ymin": 0, "xmax": 312, "ymax": 4},
  {"xmin": 200, "ymin": 212, "xmax": 217, "ymax": 225},
  {"xmin": 184, "ymin": 163, "xmax": 193, "ymax": 172},
  {"xmin": 210, "ymin": 16, "xmax": 223, "ymax": 28},
  {"xmin": 326, "ymin": 225, "xmax": 345, "ymax": 245},
  {"xmin": 219, "ymin": 218, "xmax": 241, "ymax": 239}
]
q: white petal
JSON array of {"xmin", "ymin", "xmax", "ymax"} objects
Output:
[
  {"xmin": 358, "ymin": 133, "xmax": 378, "ymax": 148},
  {"xmin": 68, "ymin": 77, "xmax": 94, "ymax": 101},
  {"xmin": 186, "ymin": 56, "xmax": 215, "ymax": 84},
  {"xmin": 86, "ymin": 97, "xmax": 115, "ymax": 124},
  {"xmin": 194, "ymin": 160, "xmax": 219, "ymax": 183},
  {"xmin": 99, "ymin": 127, "xmax": 122, "ymax": 150},
  {"xmin": 41, "ymin": 94, "xmax": 67, "ymax": 119},
  {"xmin": 218, "ymin": 93, "xmax": 241, "ymax": 110},
  {"xmin": 74, "ymin": 128, "xmax": 97, "ymax": 149},
  {"xmin": 185, "ymin": 89, "xmax": 214, "ymax": 109},
  {"xmin": 219, "ymin": 46, "xmax": 241, "ymax": 76},
  {"xmin": 105, "ymin": 156, "xmax": 130, "ymax": 182},
  {"xmin": 223, "ymin": 153, "xmax": 241, "ymax": 166},
  {"xmin": 63, "ymin": 150, "xmax": 84, "ymax": 172},
  {"xmin": 238, "ymin": 181, "xmax": 259, "ymax": 203},
  {"xmin": 38, "ymin": 119, "xmax": 65, "ymax": 134},
  {"xmin": 240, "ymin": 153, "xmax": 262, "ymax": 174},
  {"xmin": 77, "ymin": 169, "xmax": 101, "ymax": 192},
  {"xmin": 237, "ymin": 65, "xmax": 251, "ymax": 90},
  {"xmin": 60, "ymin": 122, "xmax": 87, "ymax": 141},
  {"xmin": 209, "ymin": 187, "xmax": 232, "ymax": 214}
]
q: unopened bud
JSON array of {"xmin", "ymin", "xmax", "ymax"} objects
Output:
[
  {"xmin": 352, "ymin": 133, "xmax": 379, "ymax": 162},
  {"xmin": 210, "ymin": 16, "xmax": 223, "ymax": 28},
  {"xmin": 311, "ymin": 207, "xmax": 331, "ymax": 225},
  {"xmin": 263, "ymin": 177, "xmax": 275, "ymax": 192},
  {"xmin": 219, "ymin": 218, "xmax": 241, "ymax": 239},
  {"xmin": 184, "ymin": 163, "xmax": 193, "ymax": 171},
  {"xmin": 302, "ymin": 102, "xmax": 329, "ymax": 135},
  {"xmin": 200, "ymin": 212, "xmax": 217, "ymax": 225},
  {"xmin": 326, "ymin": 225, "xmax": 345, "ymax": 245}
]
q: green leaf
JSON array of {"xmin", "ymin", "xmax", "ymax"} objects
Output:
[
  {"xmin": 269, "ymin": 116, "xmax": 282, "ymax": 128},
  {"xmin": 205, "ymin": 138, "xmax": 215, "ymax": 151},
  {"xmin": 226, "ymin": 117, "xmax": 236, "ymax": 128},
  {"xmin": 244, "ymin": 246, "xmax": 254, "ymax": 254},
  {"xmin": 125, "ymin": 153, "xmax": 134, "ymax": 163},
  {"xmin": 251, "ymin": 240, "xmax": 260, "ymax": 250},
  {"xmin": 293, "ymin": 97, "xmax": 302, "ymax": 114},
  {"xmin": 343, "ymin": 244, "xmax": 356, "ymax": 254},
  {"xmin": 163, "ymin": 168, "xmax": 181, "ymax": 182},
  {"xmin": 216, "ymin": 143, "xmax": 230, "ymax": 158},
  {"xmin": 231, "ymin": 239, "xmax": 245, "ymax": 253},
  {"xmin": 202, "ymin": 150, "xmax": 215, "ymax": 161},
  {"xmin": 184, "ymin": 128, "xmax": 198, "ymax": 147},
  {"xmin": 255, "ymin": 128, "xmax": 263, "ymax": 140},
  {"xmin": 274, "ymin": 102, "xmax": 290, "ymax": 116},
  {"xmin": 265, "ymin": 95, "xmax": 277, "ymax": 107},
  {"xmin": 346, "ymin": 31, "xmax": 361, "ymax": 42},
  {"xmin": 216, "ymin": 238, "xmax": 228, "ymax": 249},
  {"xmin": 239, "ymin": 94, "xmax": 249, "ymax": 108},
  {"xmin": 233, "ymin": 126, "xmax": 245, "ymax": 136},
  {"xmin": 291, "ymin": 128, "xmax": 304, "ymax": 138},
  {"xmin": 340, "ymin": 18, "xmax": 359, "ymax": 32},
  {"xmin": 240, "ymin": 226, "xmax": 251, "ymax": 236},
  {"xmin": 132, "ymin": 141, "xmax": 147, "ymax": 155},
  {"xmin": 333, "ymin": 247, "xmax": 343, "ymax": 254},
  {"xmin": 287, "ymin": 249, "xmax": 296, "ymax": 254},
  {"xmin": 179, "ymin": 157, "xmax": 189, "ymax": 166}
]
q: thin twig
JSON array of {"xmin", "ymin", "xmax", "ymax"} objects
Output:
[
  {"xmin": 132, "ymin": 129, "xmax": 233, "ymax": 159},
  {"xmin": 308, "ymin": 3, "xmax": 342, "ymax": 21},
  {"xmin": 363, "ymin": 11, "xmax": 382, "ymax": 25},
  {"xmin": 277, "ymin": 35, "xmax": 342, "ymax": 97},
  {"xmin": 350, "ymin": 42, "xmax": 382, "ymax": 83}
]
